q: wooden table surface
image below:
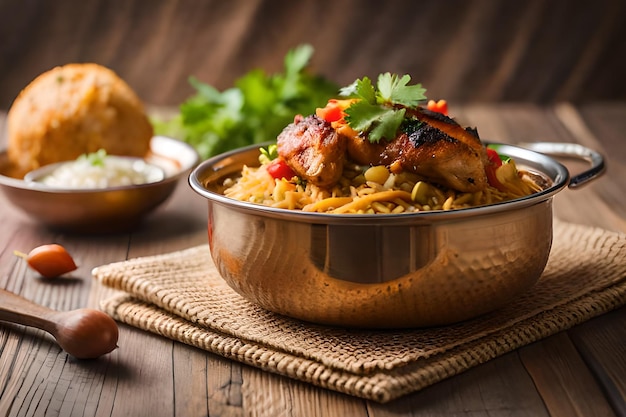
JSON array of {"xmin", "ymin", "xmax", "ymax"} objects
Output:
[{"xmin": 0, "ymin": 103, "xmax": 624, "ymax": 416}]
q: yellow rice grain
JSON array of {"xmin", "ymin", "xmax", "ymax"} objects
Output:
[{"xmin": 223, "ymin": 162, "xmax": 542, "ymax": 214}]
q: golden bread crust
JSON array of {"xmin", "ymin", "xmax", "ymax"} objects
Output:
[{"xmin": 7, "ymin": 63, "xmax": 153, "ymax": 173}]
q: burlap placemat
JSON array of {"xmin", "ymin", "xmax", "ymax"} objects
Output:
[{"xmin": 93, "ymin": 219, "xmax": 626, "ymax": 403}]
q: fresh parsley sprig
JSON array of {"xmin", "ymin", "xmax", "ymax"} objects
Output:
[{"xmin": 339, "ymin": 73, "xmax": 427, "ymax": 143}]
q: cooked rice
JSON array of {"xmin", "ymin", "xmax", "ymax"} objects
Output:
[{"xmin": 223, "ymin": 161, "xmax": 543, "ymax": 214}]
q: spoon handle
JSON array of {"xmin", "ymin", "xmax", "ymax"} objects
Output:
[{"xmin": 0, "ymin": 288, "xmax": 57, "ymax": 333}]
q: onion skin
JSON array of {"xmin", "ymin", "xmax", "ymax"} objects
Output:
[
  {"xmin": 53, "ymin": 309, "xmax": 119, "ymax": 359},
  {"xmin": 14, "ymin": 244, "xmax": 78, "ymax": 278}
]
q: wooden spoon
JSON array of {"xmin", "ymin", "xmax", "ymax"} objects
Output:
[{"xmin": 0, "ymin": 288, "xmax": 119, "ymax": 359}]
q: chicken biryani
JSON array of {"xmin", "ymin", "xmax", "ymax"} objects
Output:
[{"xmin": 223, "ymin": 73, "xmax": 544, "ymax": 214}]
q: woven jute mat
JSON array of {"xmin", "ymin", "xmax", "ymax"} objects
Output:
[{"xmin": 93, "ymin": 219, "xmax": 626, "ymax": 403}]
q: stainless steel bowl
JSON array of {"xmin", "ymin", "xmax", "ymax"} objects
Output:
[
  {"xmin": 189, "ymin": 142, "xmax": 604, "ymax": 328},
  {"xmin": 0, "ymin": 136, "xmax": 198, "ymax": 233}
]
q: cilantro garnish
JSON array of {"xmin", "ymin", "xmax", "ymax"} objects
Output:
[
  {"xmin": 339, "ymin": 73, "xmax": 427, "ymax": 143},
  {"xmin": 78, "ymin": 149, "xmax": 107, "ymax": 167}
]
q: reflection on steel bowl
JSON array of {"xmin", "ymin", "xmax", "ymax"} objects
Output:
[{"xmin": 189, "ymin": 142, "xmax": 604, "ymax": 328}]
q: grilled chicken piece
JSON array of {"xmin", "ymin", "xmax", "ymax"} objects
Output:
[
  {"xmin": 348, "ymin": 108, "xmax": 489, "ymax": 192},
  {"xmin": 277, "ymin": 115, "xmax": 346, "ymax": 187},
  {"xmin": 277, "ymin": 108, "xmax": 489, "ymax": 192}
]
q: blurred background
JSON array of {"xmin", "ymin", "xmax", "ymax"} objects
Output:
[{"xmin": 1, "ymin": 0, "xmax": 625, "ymax": 110}]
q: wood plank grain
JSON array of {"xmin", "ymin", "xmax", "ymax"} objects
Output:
[
  {"xmin": 204, "ymin": 356, "xmax": 244, "ymax": 416},
  {"xmin": 576, "ymin": 103, "xmax": 626, "ymax": 156},
  {"xmin": 519, "ymin": 333, "xmax": 617, "ymax": 417},
  {"xmin": 167, "ymin": 342, "xmax": 247, "ymax": 417},
  {"xmin": 101, "ymin": 328, "xmax": 175, "ymax": 417},
  {"xmin": 568, "ymin": 308, "xmax": 626, "ymax": 417},
  {"xmin": 550, "ymin": 103, "xmax": 626, "ymax": 232},
  {"xmin": 562, "ymin": 103, "xmax": 626, "ymax": 225},
  {"xmin": 368, "ymin": 352, "xmax": 549, "ymax": 417},
  {"xmin": 241, "ymin": 367, "xmax": 367, "ymax": 417},
  {"xmin": 0, "ymin": 325, "xmax": 52, "ymax": 414},
  {"xmin": 126, "ymin": 186, "xmax": 209, "ymax": 258}
]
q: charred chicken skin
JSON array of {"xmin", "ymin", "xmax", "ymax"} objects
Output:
[
  {"xmin": 277, "ymin": 107, "xmax": 490, "ymax": 193},
  {"xmin": 276, "ymin": 114, "xmax": 346, "ymax": 187},
  {"xmin": 380, "ymin": 108, "xmax": 488, "ymax": 192}
]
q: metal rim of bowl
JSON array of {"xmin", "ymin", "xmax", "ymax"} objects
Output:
[{"xmin": 189, "ymin": 141, "xmax": 572, "ymax": 224}]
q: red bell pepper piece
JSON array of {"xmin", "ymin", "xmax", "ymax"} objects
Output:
[
  {"xmin": 426, "ymin": 99, "xmax": 448, "ymax": 116},
  {"xmin": 485, "ymin": 148, "xmax": 505, "ymax": 190},
  {"xmin": 267, "ymin": 159, "xmax": 296, "ymax": 180},
  {"xmin": 316, "ymin": 99, "xmax": 345, "ymax": 123}
]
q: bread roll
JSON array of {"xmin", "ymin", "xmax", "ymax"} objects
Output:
[{"xmin": 7, "ymin": 63, "xmax": 153, "ymax": 174}]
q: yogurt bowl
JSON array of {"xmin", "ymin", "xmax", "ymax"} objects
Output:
[{"xmin": 0, "ymin": 136, "xmax": 198, "ymax": 233}]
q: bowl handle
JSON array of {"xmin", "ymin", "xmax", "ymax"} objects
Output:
[{"xmin": 518, "ymin": 142, "xmax": 606, "ymax": 189}]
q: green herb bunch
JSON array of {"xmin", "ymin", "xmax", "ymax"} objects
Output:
[{"xmin": 153, "ymin": 45, "xmax": 338, "ymax": 159}]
